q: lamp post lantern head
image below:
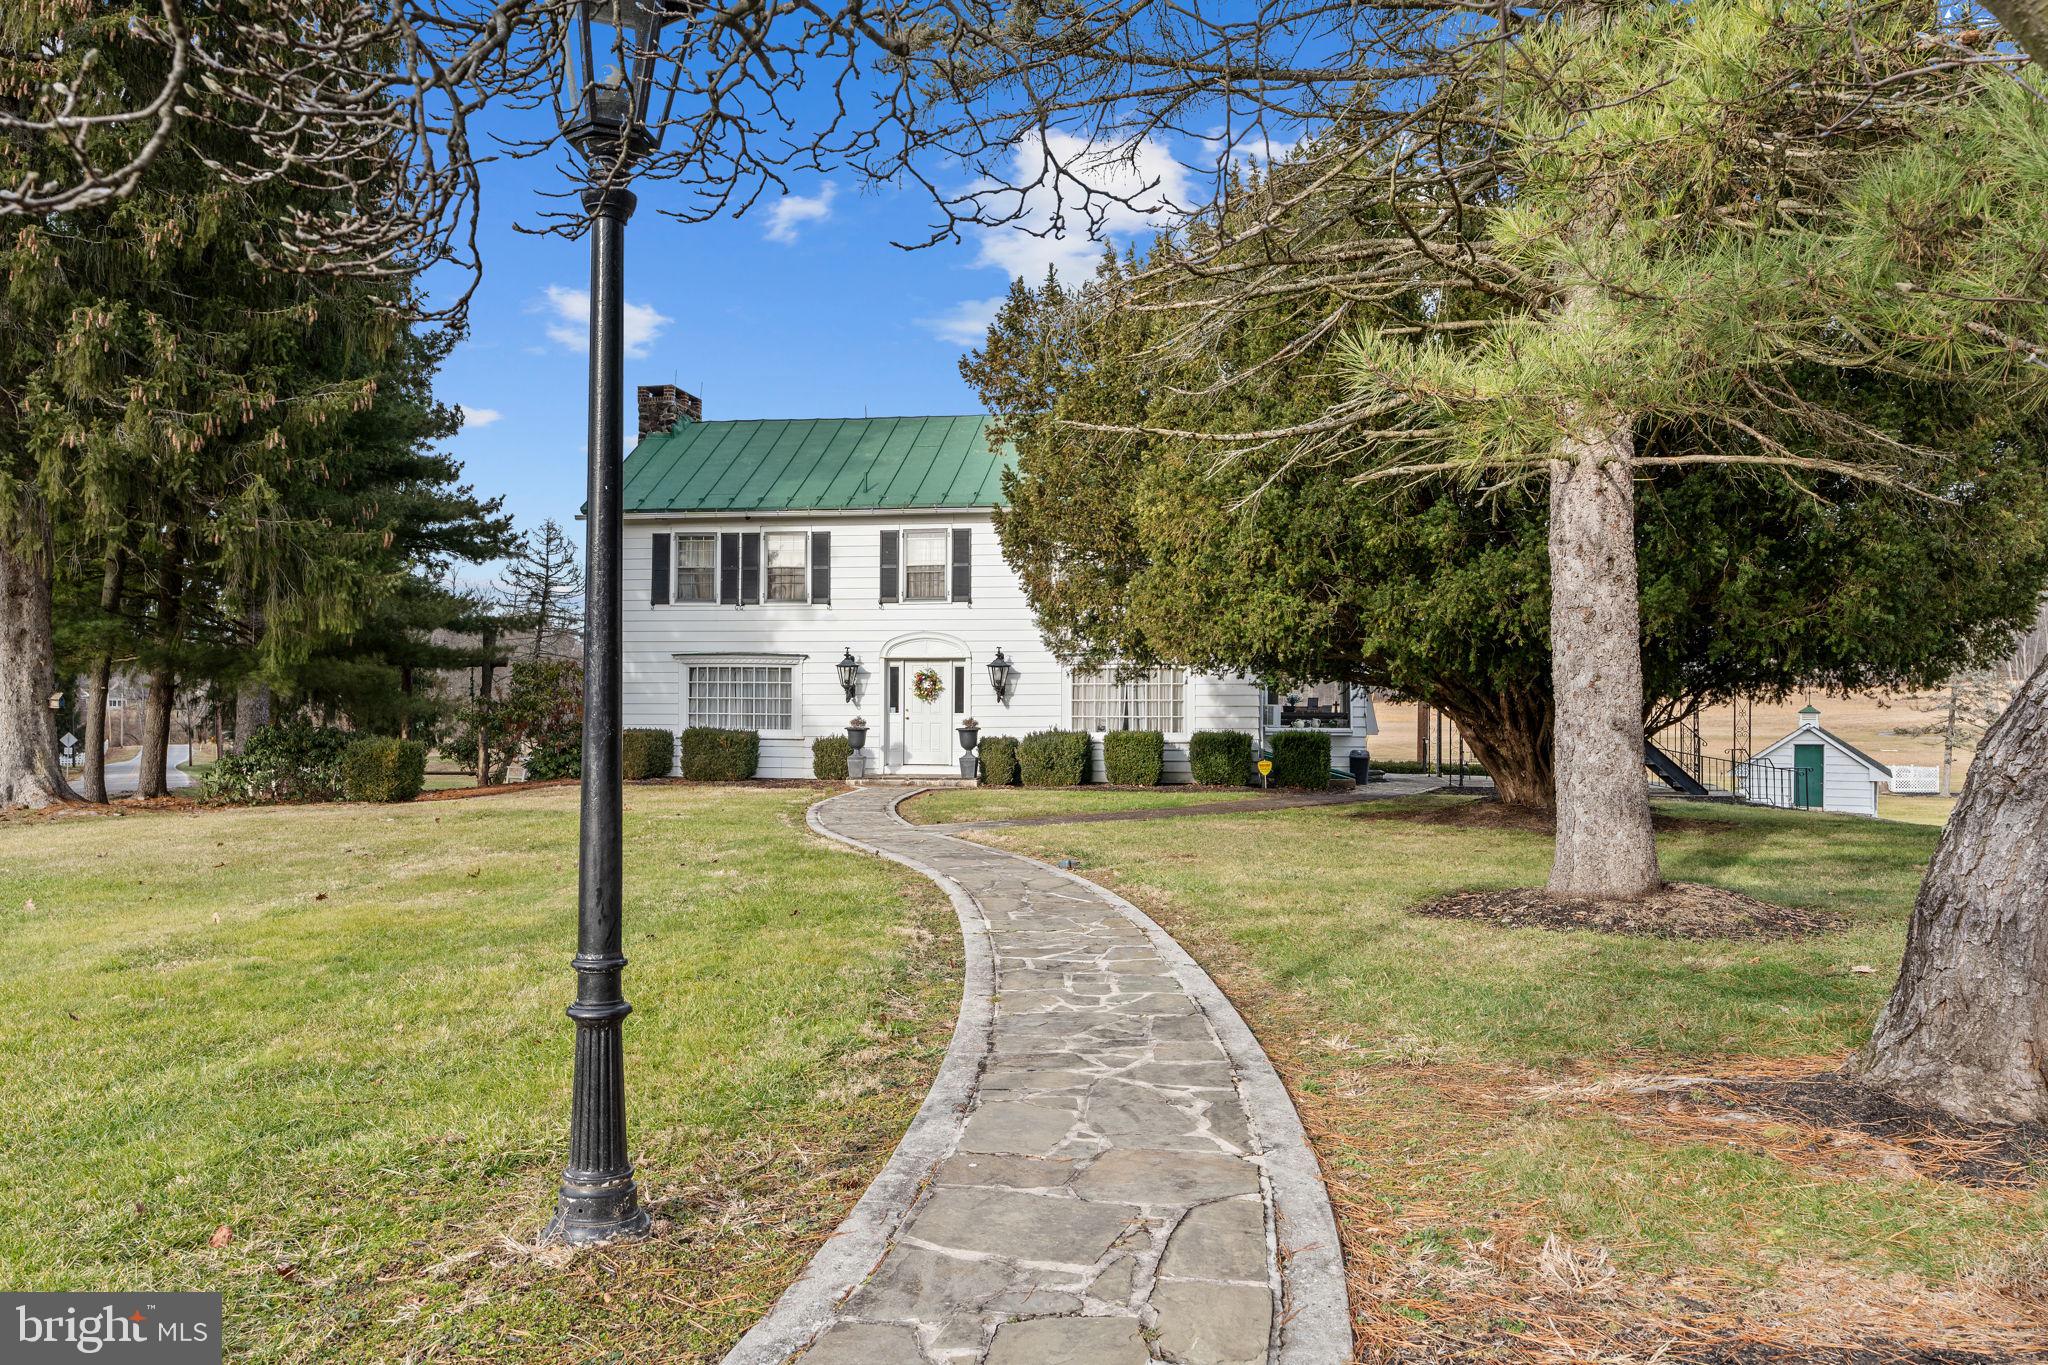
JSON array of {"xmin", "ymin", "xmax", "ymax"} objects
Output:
[
  {"xmin": 837, "ymin": 649, "xmax": 860, "ymax": 703},
  {"xmin": 559, "ymin": 0, "xmax": 678, "ymax": 159},
  {"xmin": 987, "ymin": 649, "xmax": 1016, "ymax": 705}
]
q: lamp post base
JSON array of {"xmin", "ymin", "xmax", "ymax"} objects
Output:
[{"xmin": 544, "ymin": 1172, "xmax": 653, "ymax": 1245}]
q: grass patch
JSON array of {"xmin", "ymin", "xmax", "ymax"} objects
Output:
[
  {"xmin": 903, "ymin": 786, "xmax": 1266, "ymax": 824},
  {"xmin": 0, "ymin": 786, "xmax": 956, "ymax": 1363},
  {"xmin": 956, "ymin": 793, "xmax": 2046, "ymax": 1354}
]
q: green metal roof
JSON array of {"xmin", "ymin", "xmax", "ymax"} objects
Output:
[{"xmin": 622, "ymin": 415, "xmax": 1014, "ymax": 513}]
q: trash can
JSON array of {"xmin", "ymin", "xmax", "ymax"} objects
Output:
[{"xmin": 1349, "ymin": 748, "xmax": 1370, "ymax": 783}]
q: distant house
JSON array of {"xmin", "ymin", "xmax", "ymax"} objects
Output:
[
  {"xmin": 1748, "ymin": 705, "xmax": 1892, "ymax": 817},
  {"xmin": 620, "ymin": 385, "xmax": 1376, "ymax": 780}
]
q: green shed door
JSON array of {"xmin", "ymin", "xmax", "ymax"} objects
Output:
[{"xmin": 1793, "ymin": 744, "xmax": 1825, "ymax": 809}]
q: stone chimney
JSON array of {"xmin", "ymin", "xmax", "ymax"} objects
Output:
[{"xmin": 637, "ymin": 383, "xmax": 702, "ymax": 439}]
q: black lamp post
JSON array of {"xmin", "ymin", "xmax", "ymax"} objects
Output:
[
  {"xmin": 987, "ymin": 649, "xmax": 1016, "ymax": 705},
  {"xmin": 545, "ymin": 0, "xmax": 676, "ymax": 1247}
]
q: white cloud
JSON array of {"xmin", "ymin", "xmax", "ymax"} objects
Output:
[
  {"xmin": 764, "ymin": 182, "xmax": 838, "ymax": 244},
  {"xmin": 918, "ymin": 296, "xmax": 1007, "ymax": 346},
  {"xmin": 968, "ymin": 132, "xmax": 1193, "ymax": 284},
  {"xmin": 457, "ymin": 405, "xmax": 503, "ymax": 430},
  {"xmin": 534, "ymin": 284, "xmax": 672, "ymax": 361}
]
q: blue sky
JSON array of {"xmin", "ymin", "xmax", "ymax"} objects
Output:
[{"xmin": 430, "ymin": 104, "xmax": 1199, "ymax": 564}]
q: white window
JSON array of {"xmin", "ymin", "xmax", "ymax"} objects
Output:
[
  {"xmin": 765, "ymin": 531, "xmax": 808, "ymax": 602},
  {"xmin": 1071, "ymin": 668, "xmax": 1185, "ymax": 733},
  {"xmin": 675, "ymin": 534, "xmax": 716, "ymax": 602},
  {"xmin": 1267, "ymin": 683, "xmax": 1351, "ymax": 728},
  {"xmin": 686, "ymin": 662, "xmax": 796, "ymax": 732},
  {"xmin": 903, "ymin": 528, "xmax": 949, "ymax": 602}
]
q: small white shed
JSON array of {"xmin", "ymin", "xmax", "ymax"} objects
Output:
[{"xmin": 1748, "ymin": 705, "xmax": 1892, "ymax": 817}]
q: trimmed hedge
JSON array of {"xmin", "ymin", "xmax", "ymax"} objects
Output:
[
  {"xmin": 340, "ymin": 737, "xmax": 427, "ymax": 803},
  {"xmin": 680, "ymin": 727, "xmax": 760, "ymax": 781},
  {"xmin": 1269, "ymin": 730, "xmax": 1332, "ymax": 789},
  {"xmin": 1188, "ymin": 730, "xmax": 1254, "ymax": 786},
  {"xmin": 1019, "ymin": 730, "xmax": 1091, "ymax": 787},
  {"xmin": 622, "ymin": 728, "xmax": 675, "ymax": 779},
  {"xmin": 812, "ymin": 735, "xmax": 852, "ymax": 780},
  {"xmin": 1103, "ymin": 729, "xmax": 1165, "ymax": 786},
  {"xmin": 978, "ymin": 734, "xmax": 1020, "ymax": 786}
]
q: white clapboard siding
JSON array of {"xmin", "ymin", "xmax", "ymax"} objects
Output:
[{"xmin": 624, "ymin": 508, "xmax": 1383, "ymax": 782}]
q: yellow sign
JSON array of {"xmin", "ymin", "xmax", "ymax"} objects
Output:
[{"xmin": 1256, "ymin": 759, "xmax": 1273, "ymax": 776}]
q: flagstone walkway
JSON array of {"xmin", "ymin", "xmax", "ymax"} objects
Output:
[{"xmin": 721, "ymin": 787, "xmax": 1350, "ymax": 1365}]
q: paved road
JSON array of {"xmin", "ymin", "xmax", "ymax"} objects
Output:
[
  {"xmin": 723, "ymin": 787, "xmax": 1350, "ymax": 1365},
  {"xmin": 95, "ymin": 743, "xmax": 195, "ymax": 796}
]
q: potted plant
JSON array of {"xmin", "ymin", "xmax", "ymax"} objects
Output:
[{"xmin": 846, "ymin": 717, "xmax": 868, "ymax": 750}]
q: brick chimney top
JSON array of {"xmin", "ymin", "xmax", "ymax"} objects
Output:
[{"xmin": 637, "ymin": 384, "xmax": 702, "ymax": 439}]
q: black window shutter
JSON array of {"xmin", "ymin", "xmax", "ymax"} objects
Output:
[
  {"xmin": 951, "ymin": 527, "xmax": 972, "ymax": 603},
  {"xmin": 719, "ymin": 532, "xmax": 741, "ymax": 605},
  {"xmin": 811, "ymin": 531, "xmax": 831, "ymax": 604},
  {"xmin": 740, "ymin": 532, "xmax": 762, "ymax": 605},
  {"xmin": 650, "ymin": 533, "xmax": 670, "ymax": 606},
  {"xmin": 879, "ymin": 530, "xmax": 900, "ymax": 603}
]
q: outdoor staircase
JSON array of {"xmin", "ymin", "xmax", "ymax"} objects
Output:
[
  {"xmin": 848, "ymin": 775, "xmax": 979, "ymax": 789},
  {"xmin": 1643, "ymin": 741, "xmax": 1712, "ymax": 797}
]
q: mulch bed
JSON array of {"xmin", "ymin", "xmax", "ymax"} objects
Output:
[
  {"xmin": 1667, "ymin": 1073, "xmax": 2048, "ymax": 1188},
  {"xmin": 1673, "ymin": 1339, "xmax": 2032, "ymax": 1364},
  {"xmin": 1410, "ymin": 882, "xmax": 1845, "ymax": 941}
]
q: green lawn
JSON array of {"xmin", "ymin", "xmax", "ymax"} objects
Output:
[
  {"xmin": 956, "ymin": 793, "xmax": 2045, "ymax": 1350},
  {"xmin": 0, "ymin": 786, "xmax": 956, "ymax": 1363},
  {"xmin": 904, "ymin": 786, "xmax": 1287, "ymax": 824}
]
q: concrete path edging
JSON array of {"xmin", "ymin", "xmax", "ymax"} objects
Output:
[{"xmin": 721, "ymin": 788, "xmax": 1353, "ymax": 1365}]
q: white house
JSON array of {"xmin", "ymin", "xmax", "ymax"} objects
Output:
[
  {"xmin": 620, "ymin": 386, "xmax": 1376, "ymax": 780},
  {"xmin": 1746, "ymin": 704, "xmax": 1892, "ymax": 817}
]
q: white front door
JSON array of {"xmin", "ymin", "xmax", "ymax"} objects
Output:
[{"xmin": 899, "ymin": 661, "xmax": 953, "ymax": 769}]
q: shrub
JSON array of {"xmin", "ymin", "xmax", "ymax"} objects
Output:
[
  {"xmin": 1269, "ymin": 730, "xmax": 1332, "ymax": 789},
  {"xmin": 681, "ymin": 727, "xmax": 759, "ymax": 781},
  {"xmin": 1103, "ymin": 730, "xmax": 1165, "ymax": 786},
  {"xmin": 499, "ymin": 658, "xmax": 583, "ymax": 781},
  {"xmin": 1189, "ymin": 730, "xmax": 1254, "ymax": 786},
  {"xmin": 1019, "ymin": 730, "xmax": 1091, "ymax": 787},
  {"xmin": 812, "ymin": 735, "xmax": 852, "ymax": 780},
  {"xmin": 622, "ymin": 728, "xmax": 675, "ymax": 779},
  {"xmin": 977, "ymin": 734, "xmax": 1020, "ymax": 786},
  {"xmin": 207, "ymin": 721, "xmax": 353, "ymax": 804},
  {"xmin": 340, "ymin": 737, "xmax": 427, "ymax": 803}
]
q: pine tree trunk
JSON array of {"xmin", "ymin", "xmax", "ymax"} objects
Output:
[
  {"xmin": 235, "ymin": 681, "xmax": 272, "ymax": 751},
  {"xmin": 138, "ymin": 534, "xmax": 184, "ymax": 799},
  {"xmin": 81, "ymin": 653, "xmax": 114, "ymax": 803},
  {"xmin": 1854, "ymin": 652, "xmax": 2048, "ymax": 1122},
  {"xmin": 80, "ymin": 546, "xmax": 127, "ymax": 804},
  {"xmin": 1547, "ymin": 414, "xmax": 1661, "ymax": 898},
  {"xmin": 477, "ymin": 622, "xmax": 499, "ymax": 785},
  {"xmin": 1438, "ymin": 689, "xmax": 1555, "ymax": 813},
  {"xmin": 0, "ymin": 523, "xmax": 74, "ymax": 810},
  {"xmin": 139, "ymin": 666, "xmax": 174, "ymax": 798}
]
